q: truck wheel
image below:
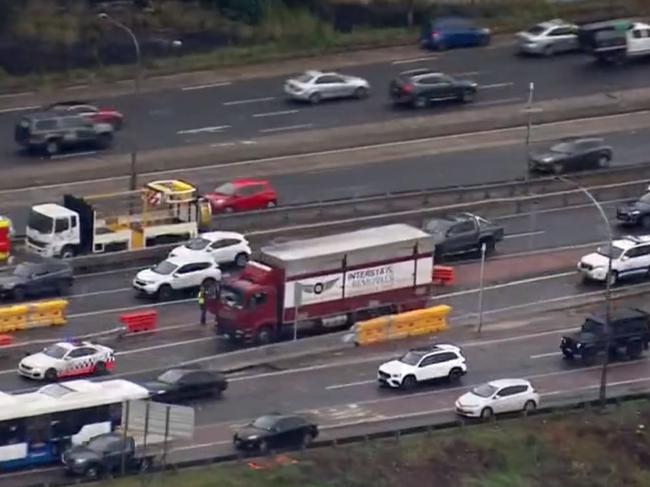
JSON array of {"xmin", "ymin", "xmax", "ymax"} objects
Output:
[
  {"xmin": 627, "ymin": 341, "xmax": 643, "ymax": 360},
  {"xmin": 256, "ymin": 326, "xmax": 275, "ymax": 345},
  {"xmin": 60, "ymin": 246, "xmax": 75, "ymax": 259},
  {"xmin": 157, "ymin": 284, "xmax": 173, "ymax": 301},
  {"xmin": 479, "ymin": 238, "xmax": 495, "ymax": 255}
]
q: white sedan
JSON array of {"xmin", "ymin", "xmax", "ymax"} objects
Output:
[
  {"xmin": 169, "ymin": 231, "xmax": 251, "ymax": 267},
  {"xmin": 455, "ymin": 378, "xmax": 539, "ymax": 419},
  {"xmin": 284, "ymin": 70, "xmax": 370, "ymax": 104},
  {"xmin": 18, "ymin": 340, "xmax": 115, "ymax": 381}
]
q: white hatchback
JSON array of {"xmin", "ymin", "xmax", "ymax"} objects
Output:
[
  {"xmin": 169, "ymin": 231, "xmax": 251, "ymax": 267},
  {"xmin": 133, "ymin": 255, "xmax": 221, "ymax": 301},
  {"xmin": 455, "ymin": 378, "xmax": 539, "ymax": 420}
]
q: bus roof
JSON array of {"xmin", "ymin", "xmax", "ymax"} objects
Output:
[{"xmin": 0, "ymin": 379, "xmax": 150, "ymax": 422}]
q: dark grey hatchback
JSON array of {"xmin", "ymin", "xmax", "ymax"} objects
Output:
[
  {"xmin": 0, "ymin": 260, "xmax": 73, "ymax": 300},
  {"xmin": 528, "ymin": 137, "xmax": 612, "ymax": 174},
  {"xmin": 233, "ymin": 414, "xmax": 318, "ymax": 453},
  {"xmin": 390, "ymin": 69, "xmax": 478, "ymax": 108}
]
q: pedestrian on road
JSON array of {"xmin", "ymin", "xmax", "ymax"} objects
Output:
[{"xmin": 198, "ymin": 286, "xmax": 206, "ymax": 326}]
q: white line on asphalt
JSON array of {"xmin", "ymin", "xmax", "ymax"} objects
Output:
[
  {"xmin": 453, "ymin": 71, "xmax": 481, "ymax": 76},
  {"xmin": 65, "ymin": 84, "xmax": 89, "ymax": 90},
  {"xmin": 67, "ymin": 298, "xmax": 193, "ymax": 319},
  {"xmin": 114, "ymin": 336, "xmax": 212, "ymax": 356},
  {"xmin": 474, "ymin": 97, "xmax": 524, "ymax": 107},
  {"xmin": 223, "ymin": 96, "xmax": 275, "ymax": 106},
  {"xmin": 504, "ymin": 230, "xmax": 546, "ymax": 240},
  {"xmin": 77, "ymin": 265, "xmax": 146, "ymax": 278},
  {"xmin": 0, "ymin": 105, "xmax": 40, "ymax": 114},
  {"xmin": 530, "ymin": 351, "xmax": 563, "ymax": 359},
  {"xmin": 259, "ymin": 123, "xmax": 313, "ymax": 134},
  {"xmin": 67, "ymin": 287, "xmax": 131, "ymax": 299},
  {"xmin": 391, "ymin": 56, "xmax": 439, "ymax": 65},
  {"xmin": 0, "ymin": 91, "xmax": 34, "ymax": 99},
  {"xmin": 50, "ymin": 151, "xmax": 98, "ymax": 160},
  {"xmin": 211, "ymin": 142, "xmax": 237, "ymax": 148},
  {"xmin": 326, "ymin": 379, "xmax": 376, "ymax": 390},
  {"xmin": 480, "ymin": 82, "xmax": 515, "ymax": 89},
  {"xmin": 177, "ymin": 125, "xmax": 231, "ymax": 135},
  {"xmin": 181, "ymin": 81, "xmax": 232, "ymax": 91},
  {"xmin": 252, "ymin": 109, "xmax": 298, "ymax": 118},
  {"xmin": 0, "ymin": 110, "xmax": 645, "ymax": 194},
  {"xmin": 0, "ymin": 466, "xmax": 60, "ymax": 478}
]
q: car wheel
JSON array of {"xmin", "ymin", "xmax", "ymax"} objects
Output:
[
  {"xmin": 641, "ymin": 215, "xmax": 650, "ymax": 229},
  {"xmin": 85, "ymin": 465, "xmax": 100, "ymax": 480},
  {"xmin": 626, "ymin": 341, "xmax": 643, "ymax": 360},
  {"xmin": 256, "ymin": 326, "xmax": 275, "ymax": 345},
  {"xmin": 523, "ymin": 400, "xmax": 537, "ymax": 414},
  {"xmin": 448, "ymin": 367, "xmax": 463, "ymax": 383},
  {"xmin": 224, "ymin": 207, "xmax": 234, "ymax": 213},
  {"xmin": 581, "ymin": 349, "xmax": 596, "ymax": 366},
  {"xmin": 157, "ymin": 284, "xmax": 173, "ymax": 301},
  {"xmin": 479, "ymin": 35, "xmax": 491, "ymax": 47},
  {"xmin": 543, "ymin": 44, "xmax": 555, "ymax": 57},
  {"xmin": 235, "ymin": 253, "xmax": 249, "ymax": 267},
  {"xmin": 437, "ymin": 40, "xmax": 447, "ymax": 51},
  {"xmin": 597, "ymin": 154, "xmax": 610, "ymax": 168},
  {"xmin": 552, "ymin": 163, "xmax": 564, "ymax": 174},
  {"xmin": 96, "ymin": 132, "xmax": 113, "ymax": 150},
  {"xmin": 12, "ymin": 286, "xmax": 26, "ymax": 301},
  {"xmin": 460, "ymin": 90, "xmax": 476, "ymax": 103},
  {"xmin": 302, "ymin": 431, "xmax": 314, "ymax": 448},
  {"xmin": 309, "ymin": 92, "xmax": 321, "ymax": 104},
  {"xmin": 354, "ymin": 87, "xmax": 369, "ymax": 99},
  {"xmin": 45, "ymin": 139, "xmax": 61, "ymax": 156},
  {"xmin": 480, "ymin": 407, "xmax": 494, "ymax": 420},
  {"xmin": 266, "ymin": 200, "xmax": 277, "ymax": 209},
  {"xmin": 94, "ymin": 361, "xmax": 107, "ymax": 375},
  {"xmin": 400, "ymin": 375, "xmax": 417, "ymax": 390},
  {"xmin": 561, "ymin": 349, "xmax": 574, "ymax": 360},
  {"xmin": 258, "ymin": 440, "xmax": 269, "ymax": 454},
  {"xmin": 412, "ymin": 96, "xmax": 427, "ymax": 109},
  {"xmin": 45, "ymin": 368, "xmax": 58, "ymax": 382}
]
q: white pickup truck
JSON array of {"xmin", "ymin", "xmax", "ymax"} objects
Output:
[{"xmin": 579, "ymin": 19, "xmax": 650, "ymax": 63}]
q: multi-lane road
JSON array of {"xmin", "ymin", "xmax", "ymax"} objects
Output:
[{"xmin": 2, "ymin": 42, "xmax": 650, "ymax": 167}]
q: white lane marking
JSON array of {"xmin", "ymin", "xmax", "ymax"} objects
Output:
[
  {"xmin": 480, "ymin": 82, "xmax": 515, "ymax": 89},
  {"xmin": 114, "ymin": 336, "xmax": 212, "ymax": 356},
  {"xmin": 177, "ymin": 125, "xmax": 231, "ymax": 135},
  {"xmin": 223, "ymin": 97, "xmax": 275, "ymax": 106},
  {"xmin": 0, "ymin": 92, "xmax": 34, "ymax": 99},
  {"xmin": 77, "ymin": 265, "xmax": 146, "ymax": 278},
  {"xmin": 50, "ymin": 151, "xmax": 98, "ymax": 160},
  {"xmin": 65, "ymin": 84, "xmax": 89, "ymax": 91},
  {"xmin": 0, "ymin": 109, "xmax": 645, "ymax": 194},
  {"xmin": 0, "ymin": 105, "xmax": 40, "ymax": 114},
  {"xmin": 67, "ymin": 287, "xmax": 131, "ymax": 299},
  {"xmin": 259, "ymin": 123, "xmax": 313, "ymax": 134},
  {"xmin": 531, "ymin": 351, "xmax": 563, "ymax": 359},
  {"xmin": 0, "ymin": 466, "xmax": 60, "ymax": 478},
  {"xmin": 474, "ymin": 97, "xmax": 524, "ymax": 107},
  {"xmin": 453, "ymin": 71, "xmax": 481, "ymax": 76},
  {"xmin": 181, "ymin": 82, "xmax": 232, "ymax": 91},
  {"xmin": 504, "ymin": 230, "xmax": 546, "ymax": 239},
  {"xmin": 171, "ymin": 440, "xmax": 231, "ymax": 452},
  {"xmin": 252, "ymin": 109, "xmax": 298, "ymax": 118},
  {"xmin": 391, "ymin": 56, "xmax": 439, "ymax": 65},
  {"xmin": 326, "ymin": 379, "xmax": 376, "ymax": 390},
  {"xmin": 67, "ymin": 298, "xmax": 193, "ymax": 319},
  {"xmin": 211, "ymin": 142, "xmax": 237, "ymax": 148}
]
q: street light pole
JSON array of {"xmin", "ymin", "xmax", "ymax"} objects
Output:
[
  {"xmin": 476, "ymin": 242, "xmax": 487, "ymax": 335},
  {"xmin": 556, "ymin": 175, "xmax": 613, "ymax": 407},
  {"xmin": 98, "ymin": 12, "xmax": 141, "ymax": 191}
]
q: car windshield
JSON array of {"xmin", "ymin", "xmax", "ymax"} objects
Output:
[
  {"xmin": 550, "ymin": 143, "xmax": 575, "ymax": 154},
  {"xmin": 42, "ymin": 345, "xmax": 67, "ymax": 359},
  {"xmin": 597, "ymin": 245, "xmax": 624, "ymax": 259},
  {"xmin": 220, "ymin": 286, "xmax": 244, "ymax": 309},
  {"xmin": 184, "ymin": 238, "xmax": 210, "ymax": 251},
  {"xmin": 158, "ymin": 369, "xmax": 185, "ymax": 384},
  {"xmin": 13, "ymin": 264, "xmax": 34, "ymax": 277},
  {"xmin": 399, "ymin": 351, "xmax": 425, "ymax": 366},
  {"xmin": 251, "ymin": 416, "xmax": 278, "ymax": 430},
  {"xmin": 27, "ymin": 209, "xmax": 53, "ymax": 234},
  {"xmin": 526, "ymin": 25, "xmax": 546, "ymax": 35},
  {"xmin": 87, "ymin": 436, "xmax": 116, "ymax": 453},
  {"xmin": 472, "ymin": 383, "xmax": 498, "ymax": 398},
  {"xmin": 152, "ymin": 261, "xmax": 178, "ymax": 275},
  {"xmin": 213, "ymin": 183, "xmax": 235, "ymax": 195},
  {"xmin": 295, "ymin": 73, "xmax": 314, "ymax": 83}
]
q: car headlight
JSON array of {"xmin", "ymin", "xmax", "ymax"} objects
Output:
[
  {"xmin": 543, "ymin": 157, "xmax": 554, "ymax": 162},
  {"xmin": 577, "ymin": 343, "xmax": 582, "ymax": 348},
  {"xmin": 246, "ymin": 435, "xmax": 258, "ymax": 441},
  {"xmin": 630, "ymin": 210, "xmax": 641, "ymax": 215},
  {"xmin": 74, "ymin": 458, "xmax": 85, "ymax": 464}
]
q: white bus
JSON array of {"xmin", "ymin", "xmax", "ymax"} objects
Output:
[{"xmin": 0, "ymin": 379, "xmax": 150, "ymax": 470}]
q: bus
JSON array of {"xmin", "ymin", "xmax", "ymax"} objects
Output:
[{"xmin": 0, "ymin": 379, "xmax": 150, "ymax": 470}]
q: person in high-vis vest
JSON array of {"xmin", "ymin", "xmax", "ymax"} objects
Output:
[{"xmin": 198, "ymin": 286, "xmax": 206, "ymax": 326}]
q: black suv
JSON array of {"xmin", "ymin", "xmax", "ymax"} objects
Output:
[
  {"xmin": 528, "ymin": 137, "xmax": 612, "ymax": 174},
  {"xmin": 560, "ymin": 308, "xmax": 650, "ymax": 365},
  {"xmin": 14, "ymin": 112, "xmax": 114, "ymax": 156},
  {"xmin": 616, "ymin": 189, "xmax": 650, "ymax": 229},
  {"xmin": 389, "ymin": 69, "xmax": 478, "ymax": 108}
]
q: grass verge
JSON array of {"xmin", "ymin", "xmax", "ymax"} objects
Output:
[{"xmin": 97, "ymin": 399, "xmax": 650, "ymax": 487}]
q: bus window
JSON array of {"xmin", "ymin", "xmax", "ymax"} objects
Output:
[
  {"xmin": 108, "ymin": 403, "xmax": 122, "ymax": 426},
  {"xmin": 0, "ymin": 419, "xmax": 25, "ymax": 446},
  {"xmin": 26, "ymin": 415, "xmax": 51, "ymax": 447}
]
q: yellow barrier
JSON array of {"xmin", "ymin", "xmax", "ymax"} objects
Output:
[
  {"xmin": 0, "ymin": 300, "xmax": 68, "ymax": 333},
  {"xmin": 354, "ymin": 305, "xmax": 451, "ymax": 346}
]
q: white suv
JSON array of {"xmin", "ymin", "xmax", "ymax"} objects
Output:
[
  {"xmin": 133, "ymin": 255, "xmax": 221, "ymax": 300},
  {"xmin": 377, "ymin": 344, "xmax": 467, "ymax": 390},
  {"xmin": 578, "ymin": 235, "xmax": 650, "ymax": 285},
  {"xmin": 169, "ymin": 231, "xmax": 251, "ymax": 267}
]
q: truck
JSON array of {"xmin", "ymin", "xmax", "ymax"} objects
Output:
[
  {"xmin": 578, "ymin": 19, "xmax": 650, "ymax": 64},
  {"xmin": 26, "ymin": 180, "xmax": 212, "ymax": 258},
  {"xmin": 207, "ymin": 224, "xmax": 435, "ymax": 344}
]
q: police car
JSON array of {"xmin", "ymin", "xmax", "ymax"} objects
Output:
[{"xmin": 18, "ymin": 340, "xmax": 115, "ymax": 381}]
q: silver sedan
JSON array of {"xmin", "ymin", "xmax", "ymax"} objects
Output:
[{"xmin": 284, "ymin": 70, "xmax": 370, "ymax": 104}]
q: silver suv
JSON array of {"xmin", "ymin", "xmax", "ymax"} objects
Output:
[
  {"xmin": 516, "ymin": 19, "xmax": 578, "ymax": 56},
  {"xmin": 15, "ymin": 112, "xmax": 114, "ymax": 156}
]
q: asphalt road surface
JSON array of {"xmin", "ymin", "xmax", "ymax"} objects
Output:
[
  {"xmin": 2, "ymin": 44, "xmax": 650, "ymax": 165},
  {"xmin": 4, "ymin": 298, "xmax": 650, "ymax": 486}
]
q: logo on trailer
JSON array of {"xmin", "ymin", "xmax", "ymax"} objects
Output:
[{"xmin": 298, "ymin": 277, "xmax": 339, "ymax": 295}]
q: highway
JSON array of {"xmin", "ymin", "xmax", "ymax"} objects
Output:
[
  {"xmin": 1, "ymin": 43, "xmax": 650, "ymax": 168},
  {"xmin": 4, "ymin": 293, "xmax": 650, "ymax": 486}
]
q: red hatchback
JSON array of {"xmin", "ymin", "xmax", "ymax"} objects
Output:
[{"xmin": 204, "ymin": 179, "xmax": 278, "ymax": 213}]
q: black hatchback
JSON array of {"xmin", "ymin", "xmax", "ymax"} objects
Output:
[
  {"xmin": 390, "ymin": 69, "xmax": 478, "ymax": 108},
  {"xmin": 143, "ymin": 367, "xmax": 228, "ymax": 403},
  {"xmin": 233, "ymin": 414, "xmax": 318, "ymax": 453},
  {"xmin": 528, "ymin": 137, "xmax": 612, "ymax": 174}
]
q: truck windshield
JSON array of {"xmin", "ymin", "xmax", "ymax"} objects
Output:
[
  {"xmin": 152, "ymin": 261, "xmax": 178, "ymax": 275},
  {"xmin": 87, "ymin": 436, "xmax": 117, "ymax": 452},
  {"xmin": 27, "ymin": 210, "xmax": 53, "ymax": 234},
  {"xmin": 184, "ymin": 238, "xmax": 210, "ymax": 251},
  {"xmin": 220, "ymin": 286, "xmax": 244, "ymax": 309},
  {"xmin": 582, "ymin": 319, "xmax": 604, "ymax": 333}
]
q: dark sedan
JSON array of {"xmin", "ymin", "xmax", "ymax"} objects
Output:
[
  {"xmin": 0, "ymin": 260, "xmax": 73, "ymax": 301},
  {"xmin": 616, "ymin": 190, "xmax": 650, "ymax": 228},
  {"xmin": 143, "ymin": 367, "xmax": 227, "ymax": 402},
  {"xmin": 233, "ymin": 414, "xmax": 318, "ymax": 453},
  {"xmin": 390, "ymin": 69, "xmax": 478, "ymax": 108},
  {"xmin": 528, "ymin": 137, "xmax": 612, "ymax": 174}
]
